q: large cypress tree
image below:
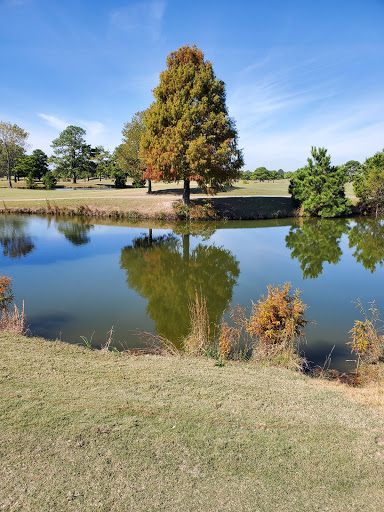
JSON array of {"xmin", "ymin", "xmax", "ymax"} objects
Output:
[{"xmin": 140, "ymin": 45, "xmax": 243, "ymax": 204}]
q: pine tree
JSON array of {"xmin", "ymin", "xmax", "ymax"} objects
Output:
[{"xmin": 289, "ymin": 146, "xmax": 352, "ymax": 217}]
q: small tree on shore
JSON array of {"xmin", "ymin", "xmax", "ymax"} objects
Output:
[
  {"xmin": 50, "ymin": 125, "xmax": 88, "ymax": 184},
  {"xmin": 14, "ymin": 149, "xmax": 49, "ymax": 183},
  {"xmin": 289, "ymin": 147, "xmax": 352, "ymax": 217},
  {"xmin": 0, "ymin": 122, "xmax": 29, "ymax": 188},
  {"xmin": 353, "ymin": 148, "xmax": 384, "ymax": 217},
  {"xmin": 117, "ymin": 111, "xmax": 151, "ymax": 192},
  {"xmin": 140, "ymin": 45, "xmax": 243, "ymax": 204}
]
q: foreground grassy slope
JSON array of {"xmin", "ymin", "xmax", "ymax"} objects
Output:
[{"xmin": 1, "ymin": 332, "xmax": 383, "ymax": 512}]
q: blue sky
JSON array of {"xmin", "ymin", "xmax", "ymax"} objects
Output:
[{"xmin": 1, "ymin": 0, "xmax": 383, "ymax": 172}]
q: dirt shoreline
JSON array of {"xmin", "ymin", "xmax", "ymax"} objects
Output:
[{"xmin": 0, "ymin": 194, "xmax": 300, "ymax": 221}]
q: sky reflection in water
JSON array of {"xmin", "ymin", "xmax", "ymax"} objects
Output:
[{"xmin": 0, "ymin": 214, "xmax": 383, "ymax": 372}]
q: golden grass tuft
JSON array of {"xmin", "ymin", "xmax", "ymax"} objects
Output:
[
  {"xmin": 140, "ymin": 331, "xmax": 181, "ymax": 356},
  {"xmin": 0, "ymin": 301, "xmax": 27, "ymax": 334},
  {"xmin": 184, "ymin": 290, "xmax": 212, "ymax": 354}
]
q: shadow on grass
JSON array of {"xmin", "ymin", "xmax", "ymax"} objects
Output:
[
  {"xmin": 203, "ymin": 196, "xmax": 297, "ymax": 220},
  {"xmin": 150, "ymin": 186, "xmax": 203, "ymax": 196}
]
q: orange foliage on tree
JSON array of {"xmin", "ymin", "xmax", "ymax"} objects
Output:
[
  {"xmin": 0, "ymin": 274, "xmax": 13, "ymax": 311},
  {"xmin": 247, "ymin": 283, "xmax": 308, "ymax": 346},
  {"xmin": 140, "ymin": 45, "xmax": 243, "ymax": 204}
]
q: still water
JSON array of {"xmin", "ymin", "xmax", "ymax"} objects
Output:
[{"xmin": 1, "ymin": 214, "xmax": 383, "ymax": 372}]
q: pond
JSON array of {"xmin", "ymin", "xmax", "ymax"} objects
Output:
[{"xmin": 0, "ymin": 214, "xmax": 383, "ymax": 372}]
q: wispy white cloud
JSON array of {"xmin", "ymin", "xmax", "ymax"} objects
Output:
[
  {"xmin": 227, "ymin": 54, "xmax": 384, "ymax": 171},
  {"xmin": 38, "ymin": 113, "xmax": 68, "ymax": 131},
  {"xmin": 38, "ymin": 113, "xmax": 105, "ymax": 138},
  {"xmin": 237, "ymin": 97, "xmax": 384, "ymax": 172},
  {"xmin": 229, "ymin": 57, "xmax": 339, "ymax": 129},
  {"xmin": 37, "ymin": 113, "xmax": 109, "ymax": 151},
  {"xmin": 78, "ymin": 120, "xmax": 105, "ymax": 138},
  {"xmin": 109, "ymin": 1, "xmax": 166, "ymax": 40}
]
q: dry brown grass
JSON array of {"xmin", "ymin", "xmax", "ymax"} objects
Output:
[
  {"xmin": 184, "ymin": 290, "xmax": 214, "ymax": 355},
  {"xmin": 0, "ymin": 301, "xmax": 27, "ymax": 334},
  {"xmin": 139, "ymin": 331, "xmax": 181, "ymax": 356}
]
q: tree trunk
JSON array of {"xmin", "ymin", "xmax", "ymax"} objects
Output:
[
  {"xmin": 182, "ymin": 234, "xmax": 190, "ymax": 263},
  {"xmin": 73, "ymin": 173, "xmax": 77, "ymax": 184},
  {"xmin": 182, "ymin": 179, "xmax": 190, "ymax": 205},
  {"xmin": 7, "ymin": 167, "xmax": 12, "ymax": 188},
  {"xmin": 5, "ymin": 145, "xmax": 12, "ymax": 188},
  {"xmin": 147, "ymin": 179, "xmax": 152, "ymax": 194}
]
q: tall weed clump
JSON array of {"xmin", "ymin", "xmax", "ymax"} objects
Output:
[
  {"xmin": 348, "ymin": 300, "xmax": 384, "ymax": 382},
  {"xmin": 247, "ymin": 283, "xmax": 308, "ymax": 369},
  {"xmin": 218, "ymin": 304, "xmax": 250, "ymax": 360},
  {"xmin": 184, "ymin": 290, "xmax": 214, "ymax": 355},
  {"xmin": 0, "ymin": 274, "xmax": 27, "ymax": 334},
  {"xmin": 185, "ymin": 283, "xmax": 309, "ymax": 370},
  {"xmin": 172, "ymin": 200, "xmax": 218, "ymax": 220},
  {"xmin": 1, "ymin": 302, "xmax": 27, "ymax": 334}
]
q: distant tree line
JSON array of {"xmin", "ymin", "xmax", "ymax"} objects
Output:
[
  {"xmin": 242, "ymin": 167, "xmax": 285, "ymax": 181},
  {"xmin": 1, "ymin": 115, "xmax": 384, "ymax": 220},
  {"xmin": 0, "ymin": 44, "xmax": 383, "ymax": 217},
  {"xmin": 0, "ymin": 122, "xmax": 124, "ymax": 189}
]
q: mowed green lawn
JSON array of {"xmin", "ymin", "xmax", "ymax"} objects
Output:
[
  {"xmin": 0, "ymin": 177, "xmax": 292, "ymax": 200},
  {"xmin": 0, "ymin": 332, "xmax": 383, "ymax": 512},
  {"xmin": 0, "ymin": 179, "xmax": 357, "ymax": 219}
]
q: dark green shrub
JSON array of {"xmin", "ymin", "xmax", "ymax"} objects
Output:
[
  {"xmin": 132, "ymin": 179, "xmax": 146, "ymax": 188},
  {"xmin": 114, "ymin": 171, "xmax": 126, "ymax": 188},
  {"xmin": 172, "ymin": 200, "xmax": 218, "ymax": 220},
  {"xmin": 26, "ymin": 172, "xmax": 36, "ymax": 189},
  {"xmin": 42, "ymin": 173, "xmax": 57, "ymax": 190}
]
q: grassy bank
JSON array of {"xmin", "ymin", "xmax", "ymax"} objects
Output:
[
  {"xmin": 0, "ymin": 195, "xmax": 298, "ymax": 221},
  {"xmin": 0, "ymin": 179, "xmax": 357, "ymax": 221},
  {"xmin": 1, "ymin": 331, "xmax": 383, "ymax": 511}
]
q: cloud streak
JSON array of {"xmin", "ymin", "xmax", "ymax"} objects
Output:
[
  {"xmin": 228, "ymin": 54, "xmax": 384, "ymax": 171},
  {"xmin": 38, "ymin": 113, "xmax": 68, "ymax": 132},
  {"xmin": 236, "ymin": 101, "xmax": 384, "ymax": 172},
  {"xmin": 109, "ymin": 1, "xmax": 166, "ymax": 40},
  {"xmin": 37, "ymin": 114, "xmax": 108, "ymax": 152},
  {"xmin": 78, "ymin": 120, "xmax": 105, "ymax": 138}
]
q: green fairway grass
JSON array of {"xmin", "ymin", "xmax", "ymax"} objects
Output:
[{"xmin": 0, "ymin": 178, "xmax": 357, "ymax": 220}]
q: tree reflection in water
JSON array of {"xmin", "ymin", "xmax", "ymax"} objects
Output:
[
  {"xmin": 0, "ymin": 216, "xmax": 35, "ymax": 258},
  {"xmin": 120, "ymin": 229, "xmax": 239, "ymax": 344},
  {"xmin": 348, "ymin": 217, "xmax": 384, "ymax": 273},
  {"xmin": 286, "ymin": 217, "xmax": 384, "ymax": 278},
  {"xmin": 56, "ymin": 220, "xmax": 94, "ymax": 246},
  {"xmin": 285, "ymin": 218, "xmax": 350, "ymax": 279}
]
